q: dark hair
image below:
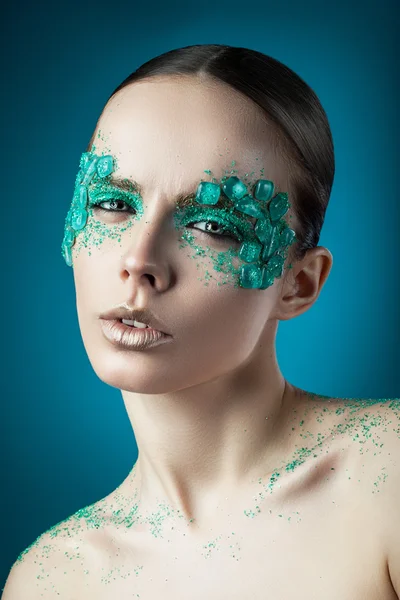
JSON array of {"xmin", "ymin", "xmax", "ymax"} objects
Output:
[{"xmin": 88, "ymin": 44, "xmax": 335, "ymax": 262}]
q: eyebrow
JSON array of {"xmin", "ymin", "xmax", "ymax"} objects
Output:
[{"xmin": 108, "ymin": 175, "xmax": 232, "ymax": 210}]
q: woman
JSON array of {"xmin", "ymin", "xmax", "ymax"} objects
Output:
[{"xmin": 4, "ymin": 43, "xmax": 400, "ymax": 599}]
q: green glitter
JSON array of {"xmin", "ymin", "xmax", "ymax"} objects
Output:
[
  {"xmin": 241, "ymin": 396, "xmax": 400, "ymax": 519},
  {"xmin": 62, "ymin": 152, "xmax": 296, "ymax": 291}
]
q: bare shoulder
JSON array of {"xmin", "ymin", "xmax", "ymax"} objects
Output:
[
  {"xmin": 302, "ymin": 392, "xmax": 400, "ymax": 596},
  {"xmin": 290, "ymin": 388, "xmax": 400, "ymax": 485},
  {"xmin": 2, "ymin": 499, "xmax": 110, "ymax": 599},
  {"xmin": 353, "ymin": 396, "xmax": 400, "ymax": 597},
  {"xmin": 294, "ymin": 389, "xmax": 400, "ymax": 452}
]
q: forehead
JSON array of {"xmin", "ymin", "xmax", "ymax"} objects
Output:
[{"xmin": 91, "ymin": 77, "xmax": 289, "ymax": 197}]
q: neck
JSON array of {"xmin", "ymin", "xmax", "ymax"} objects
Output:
[{"xmin": 116, "ymin": 343, "xmax": 297, "ymax": 529}]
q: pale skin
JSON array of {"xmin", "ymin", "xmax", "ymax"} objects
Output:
[{"xmin": 4, "ymin": 75, "xmax": 400, "ymax": 599}]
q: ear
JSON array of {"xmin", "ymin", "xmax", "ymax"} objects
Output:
[{"xmin": 272, "ymin": 247, "xmax": 333, "ymax": 321}]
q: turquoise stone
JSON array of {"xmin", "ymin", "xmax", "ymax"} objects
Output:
[
  {"xmin": 261, "ymin": 227, "xmax": 280, "ymax": 261},
  {"xmin": 77, "ymin": 185, "xmax": 88, "ymax": 209},
  {"xmin": 269, "ymin": 192, "xmax": 289, "ymax": 222},
  {"xmin": 82, "ymin": 157, "xmax": 98, "ymax": 185},
  {"xmin": 254, "ymin": 179, "xmax": 274, "ymax": 202},
  {"xmin": 71, "ymin": 208, "xmax": 88, "ymax": 231},
  {"xmin": 233, "ymin": 195, "xmax": 265, "ymax": 219},
  {"xmin": 255, "ymin": 216, "xmax": 272, "ymax": 243},
  {"xmin": 238, "ymin": 240, "xmax": 262, "ymax": 263},
  {"xmin": 63, "ymin": 225, "xmax": 75, "ymax": 247},
  {"xmin": 63, "ymin": 243, "xmax": 72, "ymax": 267},
  {"xmin": 260, "ymin": 267, "xmax": 275, "ymax": 290},
  {"xmin": 80, "ymin": 152, "xmax": 92, "ymax": 173},
  {"xmin": 195, "ymin": 181, "xmax": 221, "ymax": 205},
  {"xmin": 66, "ymin": 208, "xmax": 73, "ymax": 227},
  {"xmin": 239, "ymin": 263, "xmax": 263, "ymax": 288},
  {"xmin": 221, "ymin": 176, "xmax": 248, "ymax": 201},
  {"xmin": 96, "ymin": 155, "xmax": 114, "ymax": 178},
  {"xmin": 280, "ymin": 227, "xmax": 296, "ymax": 247},
  {"xmin": 266, "ymin": 254, "xmax": 284, "ymax": 278}
]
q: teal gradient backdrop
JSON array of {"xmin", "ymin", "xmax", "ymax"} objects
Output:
[{"xmin": 1, "ymin": 0, "xmax": 399, "ymax": 588}]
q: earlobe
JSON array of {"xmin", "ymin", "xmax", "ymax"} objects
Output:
[{"xmin": 273, "ymin": 247, "xmax": 333, "ymax": 321}]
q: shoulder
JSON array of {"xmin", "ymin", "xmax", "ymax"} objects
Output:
[
  {"xmin": 297, "ymin": 391, "xmax": 400, "ymax": 498},
  {"xmin": 2, "ymin": 500, "xmax": 108, "ymax": 599},
  {"xmin": 337, "ymin": 396, "xmax": 400, "ymax": 596},
  {"xmin": 366, "ymin": 398, "xmax": 400, "ymax": 597},
  {"xmin": 2, "ymin": 528, "xmax": 71, "ymax": 599},
  {"xmin": 303, "ymin": 393, "xmax": 400, "ymax": 594},
  {"xmin": 300, "ymin": 391, "xmax": 400, "ymax": 451}
]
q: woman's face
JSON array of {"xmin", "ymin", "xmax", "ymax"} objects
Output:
[{"xmin": 69, "ymin": 77, "xmax": 298, "ymax": 394}]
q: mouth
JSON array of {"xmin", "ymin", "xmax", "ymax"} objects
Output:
[
  {"xmin": 114, "ymin": 318, "xmax": 166, "ymax": 335},
  {"xmin": 99, "ymin": 318, "xmax": 171, "ymax": 349},
  {"xmin": 119, "ymin": 319, "xmax": 150, "ymax": 328}
]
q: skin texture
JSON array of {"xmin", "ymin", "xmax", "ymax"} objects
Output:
[{"xmin": 3, "ymin": 76, "xmax": 399, "ymax": 599}]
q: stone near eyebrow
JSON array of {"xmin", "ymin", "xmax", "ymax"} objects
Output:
[
  {"xmin": 254, "ymin": 179, "xmax": 275, "ymax": 202},
  {"xmin": 195, "ymin": 182, "xmax": 221, "ymax": 205},
  {"xmin": 96, "ymin": 155, "xmax": 114, "ymax": 179},
  {"xmin": 221, "ymin": 176, "xmax": 248, "ymax": 201}
]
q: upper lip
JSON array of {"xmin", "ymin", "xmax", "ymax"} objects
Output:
[{"xmin": 99, "ymin": 306, "xmax": 170, "ymax": 335}]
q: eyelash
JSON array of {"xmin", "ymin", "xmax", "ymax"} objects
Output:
[{"xmin": 90, "ymin": 200, "xmax": 241, "ymax": 243}]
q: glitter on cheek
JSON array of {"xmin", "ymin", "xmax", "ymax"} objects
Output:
[{"xmin": 174, "ymin": 205, "xmax": 252, "ymax": 289}]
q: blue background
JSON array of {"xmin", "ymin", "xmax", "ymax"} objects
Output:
[{"xmin": 1, "ymin": 0, "xmax": 399, "ymax": 589}]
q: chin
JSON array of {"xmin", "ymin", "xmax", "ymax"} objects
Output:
[{"xmin": 86, "ymin": 349, "xmax": 176, "ymax": 394}]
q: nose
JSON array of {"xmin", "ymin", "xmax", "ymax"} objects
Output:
[{"xmin": 118, "ymin": 212, "xmax": 172, "ymax": 292}]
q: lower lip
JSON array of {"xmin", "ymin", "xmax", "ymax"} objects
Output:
[{"xmin": 99, "ymin": 319, "xmax": 171, "ymax": 350}]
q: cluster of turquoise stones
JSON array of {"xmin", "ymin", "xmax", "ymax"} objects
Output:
[
  {"xmin": 195, "ymin": 177, "xmax": 296, "ymax": 289},
  {"xmin": 61, "ymin": 153, "xmax": 114, "ymax": 266},
  {"xmin": 61, "ymin": 152, "xmax": 296, "ymax": 291}
]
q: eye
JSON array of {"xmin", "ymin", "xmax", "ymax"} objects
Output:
[
  {"xmin": 91, "ymin": 200, "xmax": 241, "ymax": 243},
  {"xmin": 90, "ymin": 199, "xmax": 136, "ymax": 214},
  {"xmin": 187, "ymin": 220, "xmax": 241, "ymax": 243}
]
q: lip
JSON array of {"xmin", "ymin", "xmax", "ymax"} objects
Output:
[
  {"xmin": 99, "ymin": 319, "xmax": 172, "ymax": 350},
  {"xmin": 99, "ymin": 308, "xmax": 169, "ymax": 335}
]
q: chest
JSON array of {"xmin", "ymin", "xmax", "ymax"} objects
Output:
[
  {"xmin": 70, "ymin": 433, "xmax": 396, "ymax": 600},
  {"xmin": 81, "ymin": 486, "xmax": 393, "ymax": 600}
]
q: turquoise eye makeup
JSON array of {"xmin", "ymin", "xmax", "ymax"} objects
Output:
[
  {"xmin": 175, "ymin": 204, "xmax": 248, "ymax": 246},
  {"xmin": 188, "ymin": 175, "xmax": 296, "ymax": 289},
  {"xmin": 92, "ymin": 196, "xmax": 243, "ymax": 243},
  {"xmin": 62, "ymin": 151, "xmax": 297, "ymax": 290},
  {"xmin": 61, "ymin": 151, "xmax": 144, "ymax": 264}
]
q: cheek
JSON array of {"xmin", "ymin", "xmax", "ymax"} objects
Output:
[
  {"xmin": 70, "ymin": 210, "xmax": 137, "ymax": 263},
  {"xmin": 176, "ymin": 230, "xmax": 243, "ymax": 290},
  {"xmin": 176, "ymin": 286, "xmax": 273, "ymax": 371},
  {"xmin": 72, "ymin": 248, "xmax": 112, "ymax": 319}
]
